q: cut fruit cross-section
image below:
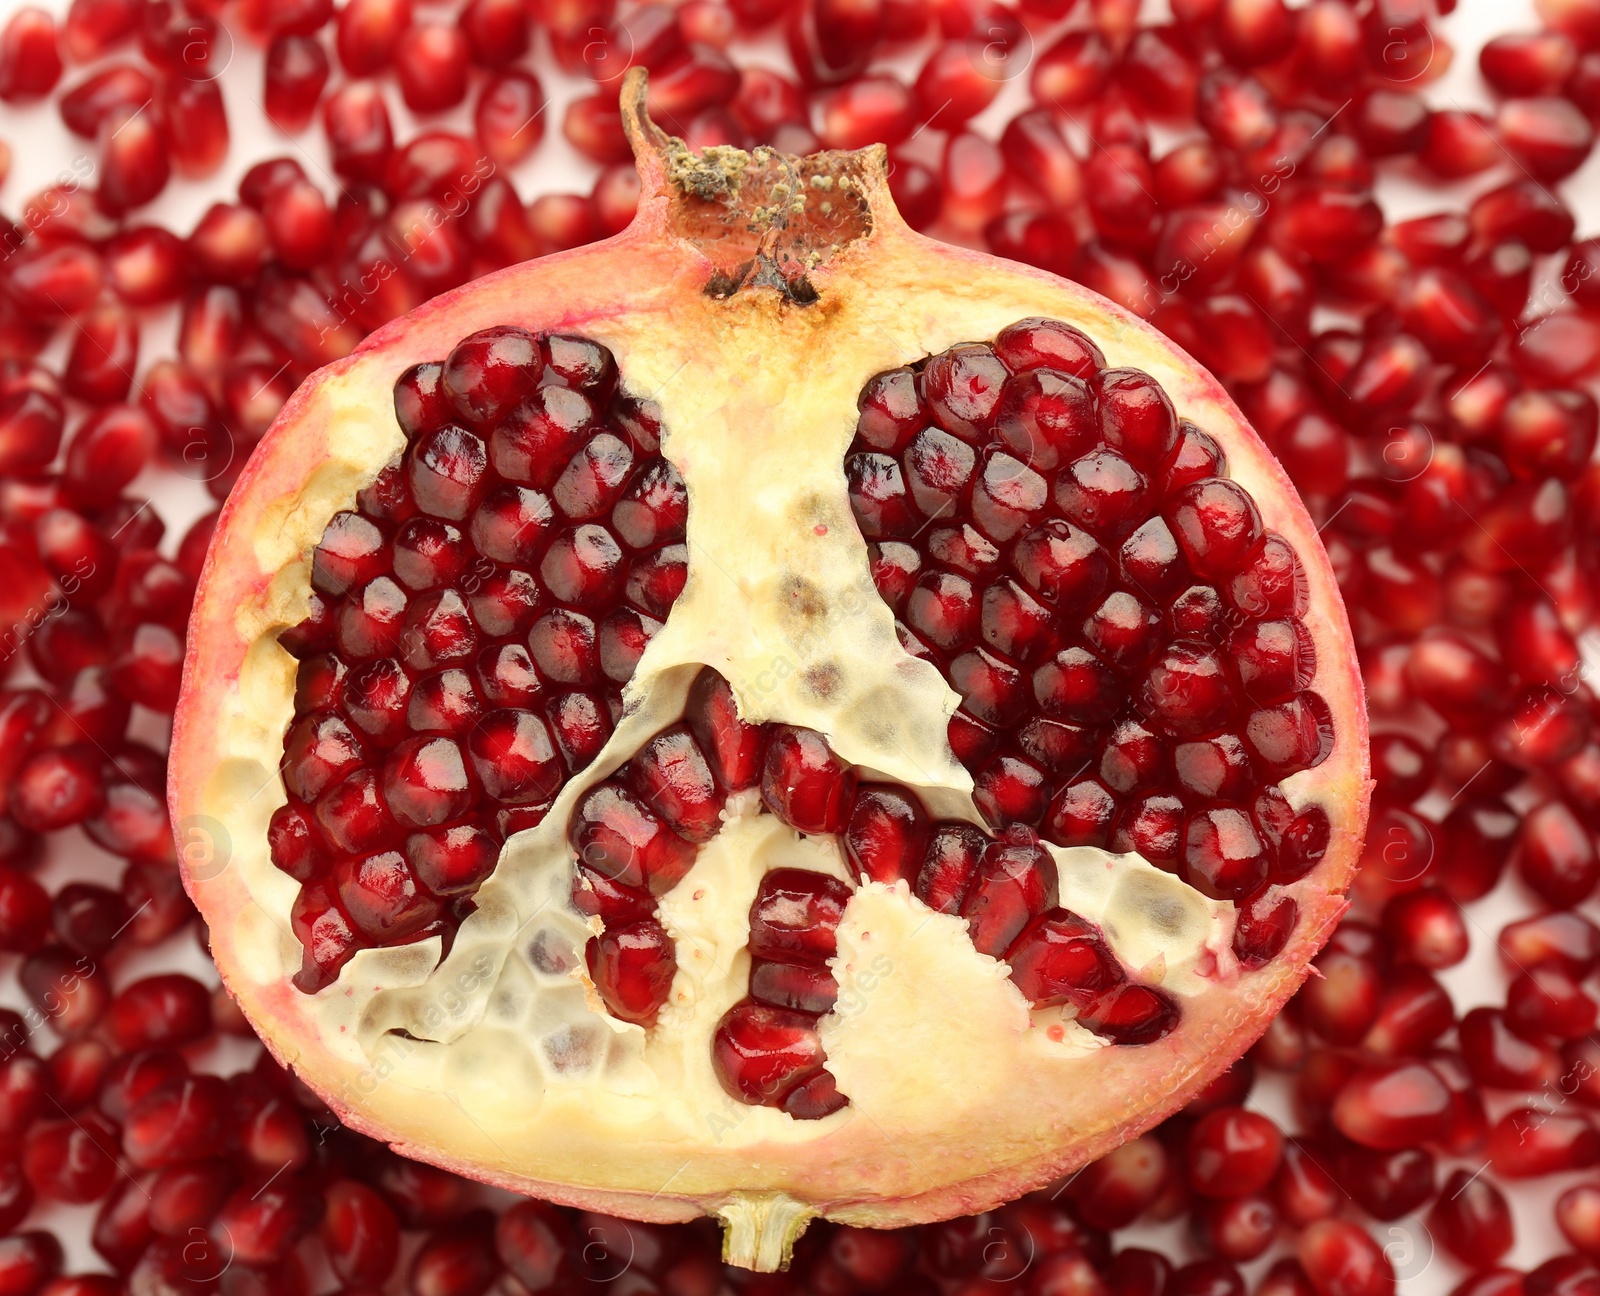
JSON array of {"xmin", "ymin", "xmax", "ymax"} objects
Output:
[{"xmin": 171, "ymin": 69, "xmax": 1368, "ymax": 1273}]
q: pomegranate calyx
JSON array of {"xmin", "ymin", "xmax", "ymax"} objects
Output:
[{"xmin": 620, "ymin": 67, "xmax": 878, "ymax": 302}]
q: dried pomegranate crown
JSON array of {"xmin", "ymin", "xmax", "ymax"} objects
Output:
[{"xmin": 171, "ymin": 69, "xmax": 1369, "ymax": 1270}]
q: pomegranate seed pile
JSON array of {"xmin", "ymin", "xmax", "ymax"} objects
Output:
[{"xmin": 1, "ymin": 0, "xmax": 1600, "ymax": 1286}]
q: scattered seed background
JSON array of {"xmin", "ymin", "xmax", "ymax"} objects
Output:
[{"xmin": 0, "ymin": 0, "xmax": 1584, "ymax": 1288}]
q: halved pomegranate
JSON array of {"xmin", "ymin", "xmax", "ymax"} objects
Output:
[{"xmin": 171, "ymin": 72, "xmax": 1368, "ymax": 1270}]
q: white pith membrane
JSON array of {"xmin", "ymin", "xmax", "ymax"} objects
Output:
[{"xmin": 171, "ymin": 72, "xmax": 1368, "ymax": 1270}]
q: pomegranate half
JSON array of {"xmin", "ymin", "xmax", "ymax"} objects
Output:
[{"xmin": 170, "ymin": 71, "xmax": 1370, "ymax": 1270}]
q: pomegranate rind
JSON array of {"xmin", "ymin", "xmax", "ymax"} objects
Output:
[{"xmin": 171, "ymin": 82, "xmax": 1368, "ymax": 1253}]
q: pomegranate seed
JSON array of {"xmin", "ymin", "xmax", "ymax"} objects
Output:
[
  {"xmin": 324, "ymin": 81, "xmax": 393, "ymax": 183},
  {"xmin": 162, "ymin": 76, "xmax": 229, "ymax": 176},
  {"xmin": 1382, "ymin": 888, "xmax": 1468, "ymax": 969},
  {"xmin": 22, "ymin": 1115, "xmax": 118, "ymax": 1204},
  {"xmin": 1333, "ymin": 1061, "xmax": 1453, "ymax": 1148},
  {"xmin": 63, "ymin": 0, "xmax": 140, "ymax": 60},
  {"xmin": 104, "ymin": 226, "xmax": 188, "ymax": 306},
  {"xmin": 394, "ymin": 22, "xmax": 469, "ymax": 113},
  {"xmin": 818, "ymin": 74, "xmax": 915, "ymax": 149},
  {"xmin": 913, "ymin": 42, "xmax": 1000, "ymax": 128},
  {"xmin": 1461, "ymin": 1006, "xmax": 1561, "ymax": 1090},
  {"xmin": 475, "ymin": 70, "xmax": 545, "ymax": 167},
  {"xmin": 107, "ymin": 974, "xmax": 211, "ymax": 1051},
  {"xmin": 1065, "ymin": 1138, "xmax": 1168, "ymax": 1230},
  {"xmin": 712, "ymin": 1000, "xmax": 839, "ymax": 1115},
  {"xmin": 1296, "ymin": 1220, "xmax": 1394, "ymax": 1296},
  {"xmin": 336, "ymin": 0, "xmax": 409, "ymax": 72},
  {"xmin": 21, "ymin": 947, "xmax": 109, "ymax": 1037},
  {"xmin": 1032, "ymin": 29, "xmax": 1112, "ymax": 107},
  {"xmin": 1501, "ymin": 911, "xmax": 1600, "ymax": 977},
  {"xmin": 410, "ymin": 1214, "xmax": 499, "ymax": 1296},
  {"xmin": 1482, "ymin": 29, "xmax": 1577, "ymax": 92},
  {"xmin": 761, "ymin": 727, "xmax": 856, "ymax": 834},
  {"xmin": 1423, "ymin": 1169, "xmax": 1515, "ymax": 1268},
  {"xmin": 1187, "ymin": 1107, "xmax": 1282, "ymax": 1198},
  {"xmin": 1507, "ymin": 966, "xmax": 1599, "ymax": 1039},
  {"xmin": 941, "ymin": 131, "xmax": 1006, "ymax": 232},
  {"xmin": 264, "ymin": 34, "xmax": 330, "ymax": 132},
  {"xmin": 1518, "ymin": 801, "xmax": 1600, "ymax": 907},
  {"xmin": 787, "ymin": 0, "xmax": 880, "ymax": 86},
  {"xmin": 263, "ymin": 178, "xmax": 334, "ymax": 270},
  {"xmin": 591, "ymin": 164, "xmax": 641, "ymax": 237},
  {"xmin": 7, "ymin": 241, "xmax": 104, "ymax": 320},
  {"xmin": 1499, "ymin": 96, "xmax": 1595, "ymax": 178},
  {"xmin": 647, "ymin": 44, "xmax": 739, "ymax": 125},
  {"xmin": 62, "ymin": 302, "xmax": 138, "ymax": 405},
  {"xmin": 60, "ymin": 64, "xmax": 154, "ymax": 138},
  {"xmin": 460, "ymin": 0, "xmax": 529, "ymax": 65},
  {"xmin": 1298, "ymin": 945, "xmax": 1384, "ymax": 1045},
  {"xmin": 322, "ymin": 1179, "xmax": 400, "ymax": 1286},
  {"xmin": 1473, "ymin": 179, "xmax": 1576, "ymax": 253},
  {"xmin": 0, "ymin": 8, "xmax": 61, "ymax": 102},
  {"xmin": 1556, "ymin": 1183, "xmax": 1600, "ymax": 1257},
  {"xmin": 0, "ymin": 1235, "xmax": 62, "ymax": 1294},
  {"xmin": 1491, "ymin": 1107, "xmax": 1600, "ymax": 1177}
]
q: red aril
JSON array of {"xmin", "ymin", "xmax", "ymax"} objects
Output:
[
  {"xmin": 394, "ymin": 23, "xmax": 470, "ymax": 113},
  {"xmin": 162, "ymin": 76, "xmax": 229, "ymax": 177},
  {"xmin": 0, "ymin": 8, "xmax": 61, "ymax": 102},
  {"xmin": 1331, "ymin": 1061, "xmax": 1453, "ymax": 1148},
  {"xmin": 1297, "ymin": 1221, "xmax": 1394, "ymax": 1296},
  {"xmin": 264, "ymin": 34, "xmax": 330, "ymax": 133},
  {"xmin": 1429, "ymin": 1169, "xmax": 1515, "ymax": 1268},
  {"xmin": 1501, "ymin": 911, "xmax": 1600, "ymax": 977},
  {"xmin": 1481, "ymin": 30, "xmax": 1577, "ymax": 94},
  {"xmin": 1491, "ymin": 1108, "xmax": 1600, "ymax": 1178},
  {"xmin": 1186, "ymin": 1108, "xmax": 1282, "ymax": 1198},
  {"xmin": 336, "ymin": 0, "xmax": 409, "ymax": 72},
  {"xmin": 475, "ymin": 71, "xmax": 546, "ymax": 167},
  {"xmin": 1498, "ymin": 97, "xmax": 1595, "ymax": 179}
]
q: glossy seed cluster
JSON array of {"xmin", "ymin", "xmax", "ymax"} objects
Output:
[
  {"xmin": 847, "ymin": 317, "xmax": 1333, "ymax": 969},
  {"xmin": 273, "ymin": 326, "xmax": 688, "ymax": 990},
  {"xmin": 573, "ymin": 658, "xmax": 1180, "ymax": 1123}
]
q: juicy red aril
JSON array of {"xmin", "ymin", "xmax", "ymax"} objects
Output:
[
  {"xmin": 1507, "ymin": 966, "xmax": 1599, "ymax": 1039},
  {"xmin": 22, "ymin": 1115, "xmax": 118, "ymax": 1204},
  {"xmin": 264, "ymin": 34, "xmax": 329, "ymax": 132},
  {"xmin": 712, "ymin": 1000, "xmax": 840, "ymax": 1117},
  {"xmin": 963, "ymin": 828, "xmax": 1058, "ymax": 956},
  {"xmin": 570, "ymin": 782, "xmax": 694, "ymax": 893},
  {"xmin": 845, "ymin": 786, "xmax": 928, "ymax": 883},
  {"xmin": 1500, "ymin": 910, "xmax": 1600, "ymax": 977},
  {"xmin": 1332, "ymin": 1061, "xmax": 1453, "ymax": 1148},
  {"xmin": 1187, "ymin": 1106, "xmax": 1283, "ymax": 1198},
  {"xmin": 761, "ymin": 726, "xmax": 857, "ymax": 834},
  {"xmin": 1429, "ymin": 1169, "xmax": 1515, "ymax": 1268},
  {"xmin": 278, "ymin": 330, "xmax": 689, "ymax": 986},
  {"xmin": 1009, "ymin": 911, "xmax": 1121, "ymax": 1006},
  {"xmin": 587, "ymin": 919, "xmax": 676, "ymax": 1026},
  {"xmin": 1460, "ymin": 1006, "xmax": 1561, "ymax": 1091},
  {"xmin": 1490, "ymin": 1107, "xmax": 1600, "ymax": 1177},
  {"xmin": 748, "ymin": 870, "xmax": 850, "ymax": 964}
]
